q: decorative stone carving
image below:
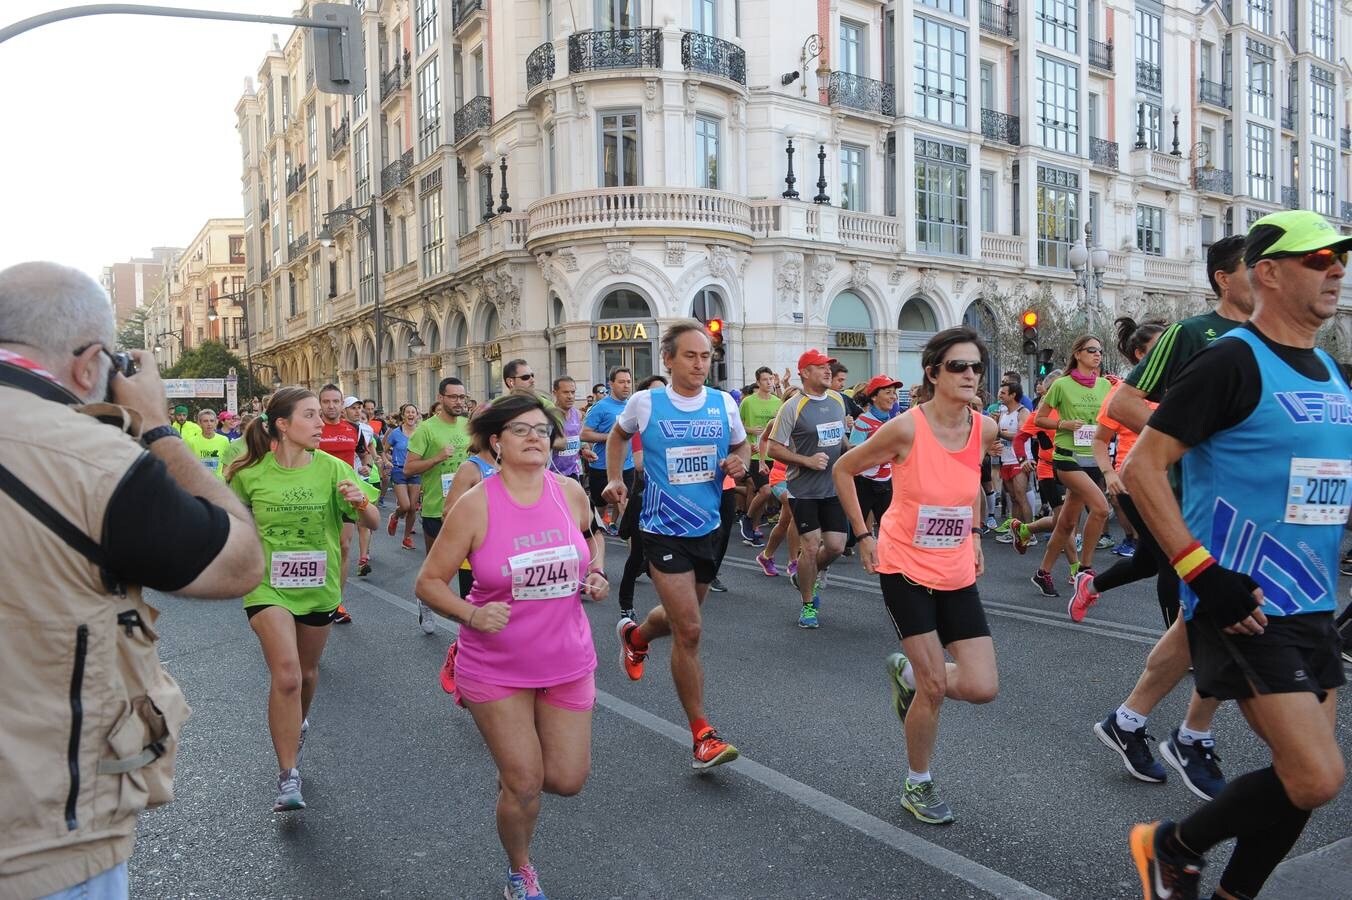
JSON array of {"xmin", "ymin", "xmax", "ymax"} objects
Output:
[
  {"xmin": 495, "ymin": 264, "xmax": 522, "ymax": 331},
  {"xmin": 683, "ymin": 80, "xmax": 700, "ymax": 120},
  {"xmin": 1011, "ymin": 279, "xmax": 1029, "ymax": 301},
  {"xmin": 732, "ymin": 99, "xmax": 746, "ymax": 126},
  {"xmin": 850, "ymin": 259, "xmax": 872, "ymax": 289},
  {"xmin": 918, "ymin": 268, "xmax": 937, "ymax": 297},
  {"xmin": 888, "ymin": 263, "xmax": 908, "ymax": 286},
  {"xmin": 558, "ymin": 248, "xmax": 579, "ymax": 272},
  {"xmin": 573, "ymin": 84, "xmax": 588, "ymax": 118},
  {"xmin": 707, "ymin": 245, "xmax": 736, "ymax": 281},
  {"xmin": 664, "ymin": 241, "xmax": 687, "ymax": 267},
  {"xmin": 807, "ymin": 253, "xmax": 835, "ymax": 321},
  {"xmin": 605, "ymin": 241, "xmax": 632, "ymax": 275},
  {"xmin": 644, "ymin": 78, "xmax": 660, "ymax": 120},
  {"xmin": 954, "ymin": 272, "xmax": 970, "ymax": 295},
  {"xmin": 775, "ymin": 251, "xmax": 803, "ymax": 322}
]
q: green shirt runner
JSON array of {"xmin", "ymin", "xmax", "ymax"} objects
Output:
[
  {"xmin": 739, "ymin": 393, "xmax": 782, "ymax": 460},
  {"xmin": 186, "ymin": 432, "xmax": 231, "ymax": 479},
  {"xmin": 1125, "ymin": 310, "xmax": 1241, "ymax": 402},
  {"xmin": 1041, "ymin": 375, "xmax": 1112, "ymax": 460},
  {"xmin": 230, "ymin": 449, "xmax": 379, "ymax": 616},
  {"xmin": 407, "ymin": 415, "xmax": 471, "ymax": 518}
]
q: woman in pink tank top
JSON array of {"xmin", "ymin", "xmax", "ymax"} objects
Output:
[
  {"xmin": 832, "ymin": 327, "xmax": 1001, "ymax": 827},
  {"xmin": 415, "ymin": 394, "xmax": 607, "ymax": 900}
]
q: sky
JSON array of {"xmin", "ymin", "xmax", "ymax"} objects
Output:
[{"xmin": 0, "ymin": 2, "xmax": 298, "ymax": 279}]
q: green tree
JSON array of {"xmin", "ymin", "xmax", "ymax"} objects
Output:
[
  {"xmin": 165, "ymin": 340, "xmax": 246, "ymax": 379},
  {"xmin": 116, "ymin": 307, "xmax": 150, "ymax": 351}
]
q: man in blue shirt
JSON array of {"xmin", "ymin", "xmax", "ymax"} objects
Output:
[{"xmin": 581, "ymin": 366, "xmax": 634, "ymax": 533}]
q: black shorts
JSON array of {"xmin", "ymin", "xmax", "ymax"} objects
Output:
[
  {"xmin": 748, "ymin": 458, "xmax": 771, "ymax": 490},
  {"xmin": 1038, "ymin": 476, "xmax": 1066, "ymax": 508},
  {"xmin": 880, "ymin": 572, "xmax": 992, "ymax": 645},
  {"xmin": 588, "ymin": 467, "xmax": 636, "ymax": 509},
  {"xmin": 1053, "ymin": 455, "xmax": 1102, "ymax": 481},
  {"xmin": 457, "ymin": 568, "xmax": 474, "ymax": 597},
  {"xmin": 788, "ymin": 495, "xmax": 848, "ymax": 535},
  {"xmin": 981, "ymin": 454, "xmax": 992, "ymax": 485},
  {"xmin": 422, "ymin": 516, "xmax": 443, "ymax": 541},
  {"xmin": 245, "ymin": 605, "xmax": 335, "ymax": 627},
  {"xmin": 640, "ymin": 530, "xmax": 718, "ymax": 584},
  {"xmin": 1187, "ymin": 612, "xmax": 1346, "ymax": 702},
  {"xmin": 854, "ymin": 476, "xmax": 894, "ymax": 524}
]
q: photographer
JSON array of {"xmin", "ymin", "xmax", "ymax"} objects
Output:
[{"xmin": 0, "ymin": 262, "xmax": 262, "ymax": 899}]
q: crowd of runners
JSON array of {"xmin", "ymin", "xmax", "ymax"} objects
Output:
[{"xmin": 170, "ymin": 211, "xmax": 1350, "ymax": 900}]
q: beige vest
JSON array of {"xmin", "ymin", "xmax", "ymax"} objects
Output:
[{"xmin": 0, "ymin": 385, "xmax": 191, "ymax": 900}]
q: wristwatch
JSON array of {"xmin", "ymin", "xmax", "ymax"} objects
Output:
[{"xmin": 141, "ymin": 425, "xmax": 182, "ymax": 447}]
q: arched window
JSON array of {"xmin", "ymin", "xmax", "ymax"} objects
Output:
[
  {"xmin": 899, "ymin": 297, "xmax": 939, "ymax": 333},
  {"xmin": 423, "ymin": 320, "xmax": 441, "ymax": 354},
  {"xmin": 827, "ymin": 291, "xmax": 874, "ymax": 382},
  {"xmin": 450, "ymin": 313, "xmax": 468, "ymax": 349},
  {"xmin": 827, "ymin": 291, "xmax": 872, "ymax": 330},
  {"xmin": 690, "ymin": 287, "xmax": 724, "ymax": 322},
  {"xmin": 482, "ymin": 306, "xmax": 499, "ymax": 341},
  {"xmin": 597, "ymin": 288, "xmax": 653, "ymax": 320},
  {"xmin": 962, "ymin": 300, "xmax": 1000, "ymax": 396},
  {"xmin": 551, "ymin": 294, "xmax": 566, "ymax": 327}
]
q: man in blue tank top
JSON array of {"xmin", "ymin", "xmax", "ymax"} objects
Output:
[
  {"xmin": 1122, "ymin": 210, "xmax": 1351, "ymax": 900},
  {"xmin": 604, "ymin": 321, "xmax": 750, "ymax": 770}
]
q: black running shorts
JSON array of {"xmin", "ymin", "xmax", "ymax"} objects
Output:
[
  {"xmin": 880, "ymin": 572, "xmax": 991, "ymax": 645},
  {"xmin": 640, "ymin": 531, "xmax": 719, "ymax": 585},
  {"xmin": 245, "ymin": 605, "xmax": 335, "ymax": 627},
  {"xmin": 1187, "ymin": 612, "xmax": 1346, "ymax": 702},
  {"xmin": 748, "ymin": 458, "xmax": 771, "ymax": 491},
  {"xmin": 588, "ymin": 467, "xmax": 635, "ymax": 510},
  {"xmin": 1038, "ymin": 476, "xmax": 1066, "ymax": 509},
  {"xmin": 787, "ymin": 495, "xmax": 848, "ymax": 535}
]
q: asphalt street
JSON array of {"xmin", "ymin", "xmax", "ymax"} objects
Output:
[{"xmin": 131, "ymin": 503, "xmax": 1352, "ymax": 899}]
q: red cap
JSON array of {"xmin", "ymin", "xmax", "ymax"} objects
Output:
[
  {"xmin": 862, "ymin": 375, "xmax": 902, "ymax": 397},
  {"xmin": 797, "ymin": 349, "xmax": 837, "ymax": 371}
]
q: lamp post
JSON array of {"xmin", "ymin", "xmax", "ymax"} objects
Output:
[
  {"xmin": 1068, "ymin": 222, "xmax": 1110, "ymax": 336},
  {"xmin": 782, "ymin": 126, "xmax": 799, "ymax": 199},
  {"xmin": 1133, "ymin": 92, "xmax": 1147, "ymax": 150},
  {"xmin": 496, "ymin": 142, "xmax": 512, "ymax": 214},
  {"xmin": 1169, "ymin": 104, "xmax": 1182, "ymax": 157},
  {"xmin": 208, "ymin": 290, "xmax": 255, "ymax": 399},
  {"xmin": 153, "ymin": 330, "xmax": 183, "ymax": 371},
  {"xmin": 813, "ymin": 131, "xmax": 830, "ymax": 204}
]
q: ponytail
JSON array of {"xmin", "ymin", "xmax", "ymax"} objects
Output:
[
  {"xmin": 225, "ymin": 385, "xmax": 316, "ymax": 481},
  {"xmin": 1114, "ymin": 316, "xmax": 1168, "ymax": 364}
]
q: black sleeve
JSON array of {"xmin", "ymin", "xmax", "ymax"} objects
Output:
[
  {"xmin": 103, "ymin": 454, "xmax": 232, "ymax": 592},
  {"xmin": 1146, "ymin": 339, "xmax": 1262, "ymax": 448}
]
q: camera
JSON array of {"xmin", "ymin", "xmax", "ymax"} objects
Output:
[{"xmin": 110, "ymin": 351, "xmax": 137, "ymax": 379}]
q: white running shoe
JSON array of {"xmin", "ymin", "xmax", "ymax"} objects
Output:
[
  {"xmin": 418, "ymin": 601, "xmax": 437, "ymax": 634},
  {"xmin": 295, "ymin": 718, "xmax": 310, "ymax": 770},
  {"xmin": 274, "ymin": 768, "xmax": 305, "ymax": 811}
]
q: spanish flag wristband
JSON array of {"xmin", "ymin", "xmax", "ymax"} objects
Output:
[{"xmin": 1171, "ymin": 541, "xmax": 1216, "ymax": 584}]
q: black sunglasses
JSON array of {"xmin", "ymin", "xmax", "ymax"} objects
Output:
[{"xmin": 941, "ymin": 359, "xmax": 984, "ymax": 376}]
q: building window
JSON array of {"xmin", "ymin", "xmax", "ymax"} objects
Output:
[
  {"xmin": 1246, "ymin": 0, "xmax": 1272, "ymax": 34},
  {"xmin": 913, "ymin": 15, "xmax": 968, "ymax": 128},
  {"xmin": 1135, "ymin": 9, "xmax": 1161, "ymax": 93},
  {"xmin": 1037, "ymin": 54, "xmax": 1079, "ymax": 156},
  {"xmin": 308, "ymin": 178, "xmax": 319, "ymax": 236},
  {"xmin": 979, "ymin": 61, "xmax": 994, "ymax": 111},
  {"xmin": 600, "ymin": 110, "xmax": 641, "ymax": 187},
  {"xmin": 356, "ymin": 231, "xmax": 373, "ymax": 305},
  {"xmin": 417, "ymin": 59, "xmax": 441, "ymax": 159},
  {"xmin": 456, "ymin": 161, "xmax": 470, "ymax": 235},
  {"xmin": 420, "ymin": 188, "xmax": 445, "ymax": 276},
  {"xmin": 980, "ymin": 170, "xmax": 995, "ymax": 232},
  {"xmin": 914, "ymin": 137, "xmax": 968, "ymax": 256},
  {"xmin": 1136, "ymin": 101, "xmax": 1162, "ymax": 151},
  {"xmin": 598, "ymin": 0, "xmax": 640, "ymax": 30},
  {"xmin": 695, "ymin": 115, "xmax": 719, "ymax": 189},
  {"xmin": 693, "ymin": 0, "xmax": 716, "ymax": 36},
  {"xmin": 354, "ymin": 124, "xmax": 370, "ymax": 205},
  {"xmin": 1311, "ymin": 0, "xmax": 1334, "ymax": 60},
  {"xmin": 544, "ymin": 126, "xmax": 556, "ymax": 195},
  {"xmin": 1136, "ymin": 205, "xmax": 1164, "ymax": 256},
  {"xmin": 1246, "ymin": 39, "xmax": 1273, "ymax": 119},
  {"xmin": 840, "ymin": 144, "xmax": 865, "ymax": 212},
  {"xmin": 1036, "ymin": 164, "xmax": 1078, "ymax": 269},
  {"xmin": 477, "ymin": 167, "xmax": 492, "ymax": 219},
  {"xmin": 353, "ymin": 84, "xmax": 367, "ymax": 122},
  {"xmin": 919, "ymin": 0, "xmax": 966, "ymax": 15},
  {"xmin": 306, "ymin": 105, "xmax": 317, "ymax": 166},
  {"xmin": 839, "ymin": 20, "xmax": 865, "ymax": 75},
  {"xmin": 1246, "ymin": 122, "xmax": 1273, "ymax": 201},
  {"xmin": 1036, "ymin": 0, "xmax": 1078, "ymax": 53},
  {"xmin": 1312, "ymin": 68, "xmax": 1335, "ymax": 141},
  {"xmin": 884, "ymin": 132, "xmax": 897, "ymax": 217},
  {"xmin": 415, "ymin": 0, "xmax": 437, "ymax": 55},
  {"xmin": 1311, "ymin": 144, "xmax": 1335, "ymax": 216}
]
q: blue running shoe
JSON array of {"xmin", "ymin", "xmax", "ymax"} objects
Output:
[
  {"xmin": 797, "ymin": 604, "xmax": 819, "ymax": 629},
  {"xmin": 504, "ymin": 864, "xmax": 547, "ymax": 900},
  {"xmin": 811, "ymin": 570, "xmax": 826, "ymax": 610},
  {"xmin": 1159, "ymin": 729, "xmax": 1226, "ymax": 801},
  {"xmin": 1093, "ymin": 714, "xmax": 1166, "ymax": 783},
  {"xmin": 1113, "ymin": 538, "xmax": 1138, "ymax": 557}
]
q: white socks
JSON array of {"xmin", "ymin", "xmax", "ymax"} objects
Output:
[
  {"xmin": 907, "ymin": 769, "xmax": 932, "ymax": 785},
  {"xmin": 1116, "ymin": 705, "xmax": 1147, "ymax": 732},
  {"xmin": 1177, "ymin": 725, "xmax": 1213, "ymax": 746}
]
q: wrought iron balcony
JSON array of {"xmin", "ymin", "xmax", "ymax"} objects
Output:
[
  {"xmin": 1198, "ymin": 79, "xmax": 1230, "ymax": 109},
  {"xmin": 980, "ymin": 108, "xmax": 1020, "ymax": 146},
  {"xmin": 381, "ymin": 149, "xmax": 415, "ymax": 194},
  {"xmin": 1281, "ymin": 107, "xmax": 1295, "ymax": 131},
  {"xmin": 453, "ymin": 95, "xmax": 492, "ymax": 144},
  {"xmin": 1343, "ymin": 201, "xmax": 1352, "ymax": 223},
  {"xmin": 259, "ymin": 259, "xmax": 270, "ymax": 280},
  {"xmin": 288, "ymin": 232, "xmax": 309, "ymax": 261},
  {"xmin": 681, "ymin": 32, "xmax": 746, "ymax": 86},
  {"xmin": 329, "ymin": 116, "xmax": 350, "ymax": 155},
  {"xmin": 1282, "ymin": 186, "xmax": 1299, "ymax": 209},
  {"xmin": 1136, "ymin": 60, "xmax": 1161, "ymax": 93},
  {"xmin": 452, "ymin": 0, "xmax": 482, "ymax": 29},
  {"xmin": 827, "ymin": 71, "xmax": 895, "ymax": 117},
  {"xmin": 1088, "ymin": 39, "xmax": 1113, "ymax": 72},
  {"xmin": 1089, "ymin": 137, "xmax": 1118, "ymax": 171},
  {"xmin": 285, "ymin": 162, "xmax": 307, "ymax": 196},
  {"xmin": 380, "ymin": 58, "xmax": 403, "ymax": 99},
  {"xmin": 526, "ymin": 41, "xmax": 555, "ymax": 91},
  {"xmin": 1193, "ymin": 167, "xmax": 1233, "ymax": 194},
  {"xmin": 979, "ymin": 1, "xmax": 1016, "ymax": 37},
  {"xmin": 1343, "ymin": 127, "xmax": 1351, "ymax": 150},
  {"xmin": 568, "ymin": 28, "xmax": 662, "ymax": 72}
]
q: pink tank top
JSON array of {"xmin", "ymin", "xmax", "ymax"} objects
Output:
[
  {"xmin": 458, "ymin": 474, "xmax": 597, "ymax": 687},
  {"xmin": 876, "ymin": 406, "xmax": 983, "ymax": 590}
]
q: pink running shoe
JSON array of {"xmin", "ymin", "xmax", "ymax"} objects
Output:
[
  {"xmin": 439, "ymin": 640, "xmax": 458, "ymax": 694},
  {"xmin": 755, "ymin": 552, "xmax": 779, "ymax": 576},
  {"xmin": 1069, "ymin": 571, "xmax": 1099, "ymax": 623}
]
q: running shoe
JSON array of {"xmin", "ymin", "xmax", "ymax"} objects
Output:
[
  {"xmin": 402, "ymin": 536, "xmax": 416, "ymax": 550},
  {"xmin": 754, "ymin": 552, "xmax": 779, "ymax": 577},
  {"xmin": 1113, "ymin": 538, "xmax": 1138, "ymax": 557},
  {"xmin": 692, "ymin": 727, "xmax": 739, "ymax": 770},
  {"xmin": 418, "ymin": 601, "xmax": 437, "ymax": 634},
  {"xmin": 604, "ymin": 522, "xmax": 619, "ymax": 537},
  {"xmin": 1031, "ymin": 570, "xmax": 1059, "ymax": 598},
  {"xmin": 707, "ymin": 576, "xmax": 728, "ymax": 593},
  {"xmin": 1011, "ymin": 518, "xmax": 1031, "ymax": 555},
  {"xmin": 994, "ymin": 517, "xmax": 1012, "ymax": 534},
  {"xmin": 332, "ymin": 604, "xmax": 353, "ymax": 624},
  {"xmin": 438, "ymin": 640, "xmax": 458, "ymax": 694},
  {"xmin": 617, "ymin": 618, "xmax": 647, "ymax": 681},
  {"xmin": 739, "ymin": 517, "xmax": 759, "ymax": 546},
  {"xmin": 995, "ymin": 530, "xmax": 1015, "ymax": 544},
  {"xmin": 901, "ymin": 778, "xmax": 954, "ymax": 825},
  {"xmin": 985, "ymin": 515, "xmax": 998, "ymax": 531},
  {"xmin": 295, "ymin": 718, "xmax": 309, "ymax": 770},
  {"xmin": 1074, "ymin": 534, "xmax": 1083, "ymax": 552},
  {"xmin": 504, "ymin": 863, "xmax": 547, "ymax": 900},
  {"xmin": 788, "ymin": 560, "xmax": 799, "ymax": 587},
  {"xmin": 386, "ymin": 512, "xmax": 398, "ymax": 536},
  {"xmin": 884, "ymin": 652, "xmax": 915, "ymax": 723},
  {"xmin": 273, "ymin": 768, "xmax": 305, "ymax": 812},
  {"xmin": 797, "ymin": 604, "xmax": 819, "ymax": 629},
  {"xmin": 357, "ymin": 557, "xmax": 372, "ymax": 577},
  {"xmin": 1068, "ymin": 561, "xmax": 1083, "ymax": 583},
  {"xmin": 1159, "ymin": 730, "xmax": 1226, "ymax": 801},
  {"xmin": 1069, "ymin": 571, "xmax": 1099, "ymax": 623},
  {"xmin": 1093, "ymin": 714, "xmax": 1167, "ymax": 783},
  {"xmin": 1097, "ymin": 534, "xmax": 1117, "ymax": 550},
  {"xmin": 1341, "ymin": 555, "xmax": 1352, "ymax": 576},
  {"xmin": 1129, "ymin": 821, "xmax": 1203, "ymax": 900},
  {"xmin": 812, "ymin": 570, "xmax": 826, "ymax": 609}
]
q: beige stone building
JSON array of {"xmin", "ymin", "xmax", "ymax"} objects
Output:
[{"xmin": 146, "ymin": 219, "xmax": 246, "ymax": 368}]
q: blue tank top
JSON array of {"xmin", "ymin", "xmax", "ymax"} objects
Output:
[
  {"xmin": 386, "ymin": 426, "xmax": 413, "ymax": 469},
  {"xmin": 471, "ymin": 456, "xmax": 497, "ymax": 479},
  {"xmin": 638, "ymin": 387, "xmax": 732, "ymax": 538},
  {"xmin": 1179, "ymin": 328, "xmax": 1352, "ymax": 620}
]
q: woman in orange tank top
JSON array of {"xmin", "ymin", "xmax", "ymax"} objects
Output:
[{"xmin": 832, "ymin": 327, "xmax": 1000, "ymax": 826}]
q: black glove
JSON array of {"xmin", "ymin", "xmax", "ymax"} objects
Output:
[{"xmin": 1188, "ymin": 564, "xmax": 1262, "ymax": 628}]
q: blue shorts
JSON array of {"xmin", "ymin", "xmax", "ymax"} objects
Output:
[{"xmin": 390, "ymin": 467, "xmax": 421, "ymax": 486}]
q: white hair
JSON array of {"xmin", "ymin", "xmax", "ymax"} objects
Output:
[{"xmin": 0, "ymin": 262, "xmax": 115, "ymax": 364}]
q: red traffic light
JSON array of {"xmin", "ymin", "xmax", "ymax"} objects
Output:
[
  {"xmin": 707, "ymin": 318, "xmax": 723, "ymax": 335},
  {"xmin": 1021, "ymin": 310, "xmax": 1039, "ymax": 328}
]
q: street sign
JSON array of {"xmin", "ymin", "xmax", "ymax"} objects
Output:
[
  {"xmin": 225, "ymin": 374, "xmax": 239, "ymax": 414},
  {"xmin": 164, "ymin": 378, "xmax": 226, "ymax": 398}
]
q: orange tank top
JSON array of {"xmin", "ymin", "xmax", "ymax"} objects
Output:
[{"xmin": 877, "ymin": 406, "xmax": 983, "ymax": 590}]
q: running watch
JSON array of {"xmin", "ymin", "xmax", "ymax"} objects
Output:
[{"xmin": 141, "ymin": 424, "xmax": 182, "ymax": 447}]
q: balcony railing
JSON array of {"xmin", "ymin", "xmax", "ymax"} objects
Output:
[
  {"xmin": 981, "ymin": 234, "xmax": 1025, "ymax": 266},
  {"xmin": 1089, "ymin": 137, "xmax": 1118, "ymax": 171},
  {"xmin": 1193, "ymin": 167, "xmax": 1233, "ymax": 194},
  {"xmin": 452, "ymin": 0, "xmax": 482, "ymax": 29},
  {"xmin": 259, "ymin": 198, "xmax": 270, "ymax": 223},
  {"xmin": 1198, "ymin": 79, "xmax": 1230, "ymax": 109},
  {"xmin": 1281, "ymin": 107, "xmax": 1295, "ymax": 131},
  {"xmin": 380, "ymin": 149, "xmax": 415, "ymax": 194},
  {"xmin": 980, "ymin": 108, "xmax": 1020, "ymax": 146},
  {"xmin": 827, "ymin": 71, "xmax": 895, "ymax": 117},
  {"xmin": 1136, "ymin": 60, "xmax": 1161, "ymax": 93},
  {"xmin": 526, "ymin": 41, "xmax": 555, "ymax": 91},
  {"xmin": 1088, "ymin": 39, "xmax": 1113, "ymax": 72},
  {"xmin": 1343, "ymin": 127, "xmax": 1351, "ymax": 151},
  {"xmin": 285, "ymin": 162, "xmax": 307, "ymax": 196},
  {"xmin": 979, "ymin": 1, "xmax": 1016, "ymax": 37},
  {"xmin": 568, "ymin": 29, "xmax": 662, "ymax": 73},
  {"xmin": 1282, "ymin": 185, "xmax": 1299, "ymax": 209},
  {"xmin": 259, "ymin": 259, "xmax": 270, "ymax": 280},
  {"xmin": 380, "ymin": 55, "xmax": 405, "ymax": 99},
  {"xmin": 681, "ymin": 32, "xmax": 746, "ymax": 85},
  {"xmin": 527, "ymin": 187, "xmax": 752, "ymax": 243},
  {"xmin": 287, "ymin": 232, "xmax": 309, "ymax": 261},
  {"xmin": 329, "ymin": 116, "xmax": 350, "ymax": 155},
  {"xmin": 1342, "ymin": 201, "xmax": 1352, "ymax": 223},
  {"xmin": 453, "ymin": 95, "xmax": 492, "ymax": 143}
]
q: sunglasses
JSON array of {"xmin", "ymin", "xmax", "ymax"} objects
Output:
[
  {"xmin": 515, "ymin": 373, "xmax": 536, "ymax": 381},
  {"xmin": 941, "ymin": 359, "xmax": 984, "ymax": 376},
  {"xmin": 1297, "ymin": 248, "xmax": 1349, "ymax": 271},
  {"xmin": 1080, "ymin": 347, "xmax": 1104, "ymax": 355}
]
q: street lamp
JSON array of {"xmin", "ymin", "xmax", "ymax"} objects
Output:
[
  {"xmin": 153, "ymin": 331, "xmax": 183, "ymax": 368},
  {"xmin": 1069, "ymin": 222, "xmax": 1110, "ymax": 335},
  {"xmin": 496, "ymin": 142, "xmax": 512, "ymax": 215},
  {"xmin": 1133, "ymin": 92, "xmax": 1147, "ymax": 150},
  {"xmin": 1169, "ymin": 104, "xmax": 1182, "ymax": 157}
]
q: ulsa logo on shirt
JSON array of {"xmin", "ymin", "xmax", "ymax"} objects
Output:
[{"xmin": 657, "ymin": 421, "xmax": 725, "ymax": 440}]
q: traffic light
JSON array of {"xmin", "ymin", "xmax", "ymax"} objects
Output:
[
  {"xmin": 313, "ymin": 3, "xmax": 366, "ymax": 96},
  {"xmin": 1037, "ymin": 348, "xmax": 1055, "ymax": 377},
  {"xmin": 706, "ymin": 318, "xmax": 727, "ymax": 384},
  {"xmin": 1021, "ymin": 310, "xmax": 1039, "ymax": 356}
]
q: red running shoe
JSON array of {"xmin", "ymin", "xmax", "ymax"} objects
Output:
[
  {"xmin": 692, "ymin": 727, "xmax": 739, "ymax": 770},
  {"xmin": 439, "ymin": 640, "xmax": 458, "ymax": 694},
  {"xmin": 386, "ymin": 512, "xmax": 398, "ymax": 536},
  {"xmin": 401, "ymin": 536, "xmax": 416, "ymax": 550},
  {"xmin": 332, "ymin": 604, "xmax": 352, "ymax": 624}
]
